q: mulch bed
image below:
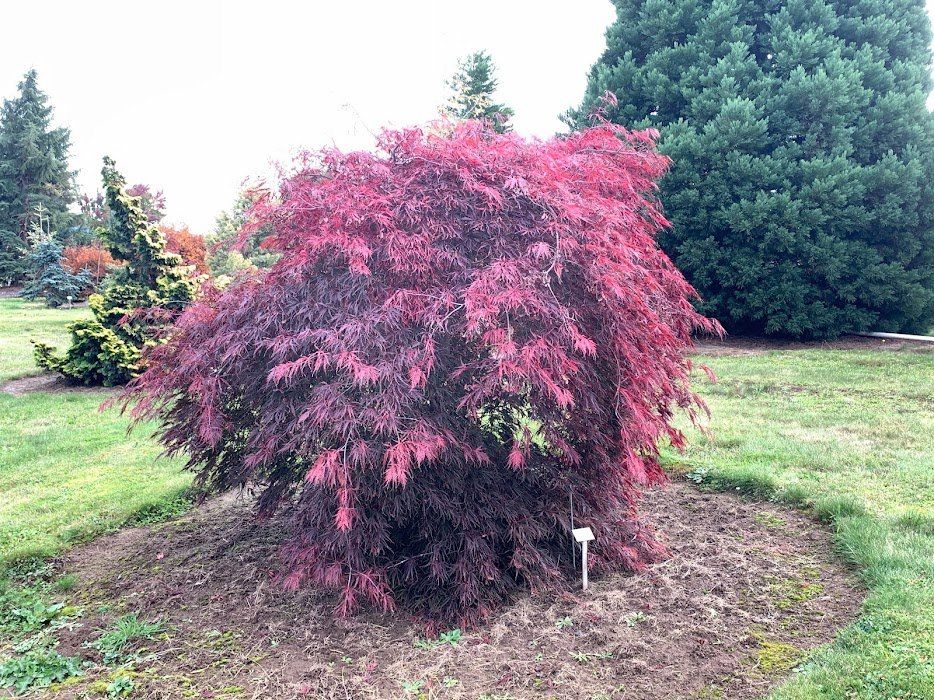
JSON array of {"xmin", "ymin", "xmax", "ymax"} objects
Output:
[{"xmin": 48, "ymin": 481, "xmax": 862, "ymax": 699}]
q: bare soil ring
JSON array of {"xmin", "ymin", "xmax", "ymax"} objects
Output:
[{"xmin": 51, "ymin": 481, "xmax": 862, "ymax": 699}]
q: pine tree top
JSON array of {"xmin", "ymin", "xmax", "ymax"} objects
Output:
[
  {"xmin": 8, "ymin": 70, "xmax": 51, "ymax": 121},
  {"xmin": 0, "ymin": 68, "xmax": 75, "ymax": 240},
  {"xmin": 443, "ymin": 51, "xmax": 515, "ymax": 133}
]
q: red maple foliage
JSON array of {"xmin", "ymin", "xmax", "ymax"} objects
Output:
[
  {"xmin": 62, "ymin": 243, "xmax": 118, "ymax": 287},
  {"xmin": 123, "ymin": 122, "xmax": 720, "ymax": 626},
  {"xmin": 160, "ymin": 224, "xmax": 209, "ymax": 276}
]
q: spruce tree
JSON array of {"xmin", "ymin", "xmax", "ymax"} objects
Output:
[
  {"xmin": 20, "ymin": 232, "xmax": 92, "ymax": 308},
  {"xmin": 34, "ymin": 158, "xmax": 196, "ymax": 385},
  {"xmin": 0, "ymin": 70, "xmax": 75, "ymax": 283},
  {"xmin": 569, "ymin": 0, "xmax": 934, "ymax": 338},
  {"xmin": 443, "ymin": 51, "xmax": 515, "ymax": 133}
]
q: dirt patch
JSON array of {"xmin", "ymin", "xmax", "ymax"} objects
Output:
[
  {"xmin": 693, "ymin": 334, "xmax": 932, "ymax": 356},
  {"xmin": 42, "ymin": 481, "xmax": 863, "ymax": 699},
  {"xmin": 0, "ymin": 286, "xmax": 22, "ymax": 298},
  {"xmin": 0, "ymin": 372, "xmax": 108, "ymax": 397}
]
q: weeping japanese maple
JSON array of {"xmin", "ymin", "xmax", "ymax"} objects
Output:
[{"xmin": 123, "ymin": 121, "xmax": 719, "ymax": 625}]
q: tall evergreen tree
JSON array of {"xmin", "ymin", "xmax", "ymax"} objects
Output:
[
  {"xmin": 0, "ymin": 69, "xmax": 76, "ymax": 283},
  {"xmin": 569, "ymin": 0, "xmax": 934, "ymax": 338},
  {"xmin": 0, "ymin": 229, "xmax": 26, "ymax": 285},
  {"xmin": 443, "ymin": 51, "xmax": 515, "ymax": 133}
]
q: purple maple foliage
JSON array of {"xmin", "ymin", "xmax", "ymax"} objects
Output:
[{"xmin": 123, "ymin": 121, "xmax": 720, "ymax": 626}]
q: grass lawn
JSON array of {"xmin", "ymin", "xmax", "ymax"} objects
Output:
[
  {"xmin": 0, "ymin": 298, "xmax": 89, "ymax": 382},
  {"xmin": 0, "ymin": 299, "xmax": 191, "ymax": 569},
  {"xmin": 0, "ymin": 391, "xmax": 191, "ymax": 566},
  {"xmin": 0, "ymin": 296, "xmax": 931, "ymax": 698},
  {"xmin": 667, "ymin": 346, "xmax": 934, "ymax": 699}
]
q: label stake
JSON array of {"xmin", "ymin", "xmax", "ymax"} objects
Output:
[{"xmin": 572, "ymin": 527, "xmax": 595, "ymax": 590}]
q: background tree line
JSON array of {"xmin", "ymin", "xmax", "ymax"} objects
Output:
[
  {"xmin": 0, "ymin": 69, "xmax": 276, "ymax": 296},
  {"xmin": 3, "ymin": 0, "xmax": 933, "ymax": 342}
]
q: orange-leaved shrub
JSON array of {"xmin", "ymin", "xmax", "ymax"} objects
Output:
[
  {"xmin": 62, "ymin": 243, "xmax": 117, "ymax": 288},
  {"xmin": 161, "ymin": 224, "xmax": 208, "ymax": 276}
]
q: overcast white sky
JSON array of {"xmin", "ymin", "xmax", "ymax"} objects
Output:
[
  {"xmin": 1, "ymin": 1, "xmax": 932, "ymax": 233},
  {"xmin": 0, "ymin": 1, "xmax": 616, "ymax": 233}
]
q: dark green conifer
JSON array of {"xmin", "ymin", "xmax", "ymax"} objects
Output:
[
  {"xmin": 569, "ymin": 0, "xmax": 934, "ymax": 337},
  {"xmin": 0, "ymin": 70, "xmax": 75, "ymax": 283}
]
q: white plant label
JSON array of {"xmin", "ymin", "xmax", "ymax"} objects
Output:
[{"xmin": 572, "ymin": 527, "xmax": 595, "ymax": 590}]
